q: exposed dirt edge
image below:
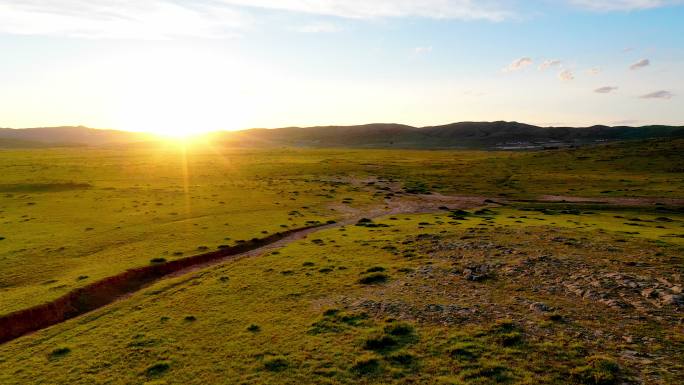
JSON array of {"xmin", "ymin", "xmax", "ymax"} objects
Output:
[
  {"xmin": 4, "ymin": 192, "xmax": 670, "ymax": 345},
  {"xmin": 0, "ymin": 225, "xmax": 321, "ymax": 345}
]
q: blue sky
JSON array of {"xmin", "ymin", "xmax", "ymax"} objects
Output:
[{"xmin": 1, "ymin": 1, "xmax": 683, "ymax": 134}]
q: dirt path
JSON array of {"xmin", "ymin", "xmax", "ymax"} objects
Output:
[
  {"xmin": 170, "ymin": 194, "xmax": 489, "ymax": 277},
  {"xmin": 0, "ymin": 194, "xmax": 488, "ymax": 345},
  {"xmin": 537, "ymin": 195, "xmax": 684, "ymax": 206},
  {"xmin": 2, "ymin": 189, "xmax": 679, "ymax": 345}
]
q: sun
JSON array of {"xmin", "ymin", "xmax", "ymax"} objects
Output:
[
  {"xmin": 109, "ymin": 49, "xmax": 253, "ymax": 139},
  {"xmin": 114, "ymin": 92, "xmax": 237, "ymax": 139}
]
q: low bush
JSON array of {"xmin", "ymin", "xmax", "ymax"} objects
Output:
[
  {"xmin": 263, "ymin": 356, "xmax": 289, "ymax": 372},
  {"xmin": 350, "ymin": 356, "xmax": 382, "ymax": 376},
  {"xmin": 145, "ymin": 362, "xmax": 170, "ymax": 377},
  {"xmin": 363, "ymin": 335, "xmax": 399, "ymax": 352},
  {"xmin": 570, "ymin": 356, "xmax": 620, "ymax": 385},
  {"xmin": 358, "ymin": 273, "xmax": 389, "ymax": 285},
  {"xmin": 48, "ymin": 347, "xmax": 71, "ymax": 360}
]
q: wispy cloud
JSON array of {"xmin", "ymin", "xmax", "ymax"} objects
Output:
[
  {"xmin": 586, "ymin": 67, "xmax": 602, "ymax": 75},
  {"xmin": 414, "ymin": 46, "xmax": 433, "ymax": 55},
  {"xmin": 640, "ymin": 90, "xmax": 673, "ymax": 99},
  {"xmin": 0, "ymin": 0, "xmax": 515, "ymax": 39},
  {"xmin": 217, "ymin": 0, "xmax": 513, "ymax": 21},
  {"xmin": 0, "ymin": 1, "xmax": 249, "ymax": 39},
  {"xmin": 570, "ymin": 0, "xmax": 684, "ymax": 11},
  {"xmin": 1, "ymin": 1, "xmax": 680, "ymax": 39},
  {"xmin": 612, "ymin": 119, "xmax": 641, "ymax": 125},
  {"xmin": 559, "ymin": 69, "xmax": 575, "ymax": 81},
  {"xmin": 595, "ymin": 86, "xmax": 619, "ymax": 93},
  {"xmin": 294, "ymin": 22, "xmax": 341, "ymax": 33},
  {"xmin": 539, "ymin": 59, "xmax": 562, "ymax": 71},
  {"xmin": 504, "ymin": 57, "xmax": 533, "ymax": 72},
  {"xmin": 630, "ymin": 58, "xmax": 650, "ymax": 70}
]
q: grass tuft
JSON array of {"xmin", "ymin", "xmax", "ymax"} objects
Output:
[{"xmin": 358, "ymin": 273, "xmax": 389, "ymax": 285}]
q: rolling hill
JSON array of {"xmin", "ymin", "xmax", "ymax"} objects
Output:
[
  {"xmin": 0, "ymin": 126, "xmax": 154, "ymax": 148},
  {"xmin": 220, "ymin": 122, "xmax": 684, "ymax": 149},
  {"xmin": 1, "ymin": 122, "xmax": 682, "ymax": 149}
]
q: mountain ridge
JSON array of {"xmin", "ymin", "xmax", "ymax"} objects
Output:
[{"xmin": 1, "ymin": 121, "xmax": 683, "ymax": 149}]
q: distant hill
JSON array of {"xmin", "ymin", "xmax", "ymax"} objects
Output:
[
  {"xmin": 1, "ymin": 122, "xmax": 682, "ymax": 149},
  {"xmin": 0, "ymin": 126, "xmax": 154, "ymax": 147},
  {"xmin": 219, "ymin": 121, "xmax": 684, "ymax": 149}
]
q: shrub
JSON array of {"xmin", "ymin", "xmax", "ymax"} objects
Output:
[
  {"xmin": 365, "ymin": 266, "xmax": 386, "ymax": 273},
  {"xmin": 247, "ymin": 324, "xmax": 260, "ymax": 332},
  {"xmin": 184, "ymin": 315, "xmax": 197, "ymax": 322},
  {"xmin": 263, "ymin": 356, "xmax": 289, "ymax": 372},
  {"xmin": 490, "ymin": 320, "xmax": 523, "ymax": 347},
  {"xmin": 570, "ymin": 356, "xmax": 620, "ymax": 385},
  {"xmin": 363, "ymin": 335, "xmax": 399, "ymax": 352},
  {"xmin": 384, "ymin": 322, "xmax": 414, "ymax": 337},
  {"xmin": 387, "ymin": 352, "xmax": 415, "ymax": 367},
  {"xmin": 358, "ymin": 273, "xmax": 389, "ymax": 285},
  {"xmin": 145, "ymin": 362, "xmax": 170, "ymax": 377},
  {"xmin": 150, "ymin": 258, "xmax": 166, "ymax": 264},
  {"xmin": 48, "ymin": 347, "xmax": 71, "ymax": 360},
  {"xmin": 350, "ymin": 356, "xmax": 382, "ymax": 376},
  {"xmin": 462, "ymin": 364, "xmax": 511, "ymax": 382},
  {"xmin": 449, "ymin": 342, "xmax": 481, "ymax": 361}
]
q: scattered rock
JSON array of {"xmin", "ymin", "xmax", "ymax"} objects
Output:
[
  {"xmin": 462, "ymin": 264, "xmax": 490, "ymax": 282},
  {"xmin": 529, "ymin": 302, "xmax": 552, "ymax": 313},
  {"xmin": 660, "ymin": 294, "xmax": 683, "ymax": 307}
]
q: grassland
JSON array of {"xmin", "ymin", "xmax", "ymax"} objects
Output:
[
  {"xmin": 0, "ymin": 140, "xmax": 681, "ymax": 312},
  {"xmin": 0, "ymin": 206, "xmax": 682, "ymax": 384},
  {"xmin": 0, "ymin": 139, "xmax": 682, "ymax": 384}
]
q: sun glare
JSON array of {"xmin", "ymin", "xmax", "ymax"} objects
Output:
[{"xmin": 110, "ymin": 49, "xmax": 253, "ymax": 139}]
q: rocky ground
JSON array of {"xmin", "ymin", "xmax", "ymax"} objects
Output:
[{"xmin": 323, "ymin": 222, "xmax": 683, "ymax": 384}]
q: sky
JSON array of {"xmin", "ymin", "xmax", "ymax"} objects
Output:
[{"xmin": 1, "ymin": 0, "xmax": 683, "ymax": 136}]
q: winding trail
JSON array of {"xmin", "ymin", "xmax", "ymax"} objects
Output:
[
  {"xmin": 0, "ymin": 194, "xmax": 487, "ymax": 345},
  {"xmin": 1, "ymin": 191, "xmax": 680, "ymax": 345}
]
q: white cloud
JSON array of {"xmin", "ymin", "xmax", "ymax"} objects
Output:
[
  {"xmin": 612, "ymin": 119, "xmax": 641, "ymax": 125},
  {"xmin": 539, "ymin": 59, "xmax": 562, "ymax": 71},
  {"xmin": 630, "ymin": 58, "xmax": 650, "ymax": 70},
  {"xmin": 640, "ymin": 90, "xmax": 673, "ymax": 99},
  {"xmin": 216, "ymin": 0, "xmax": 512, "ymax": 21},
  {"xmin": 586, "ymin": 67, "xmax": 602, "ymax": 75},
  {"xmin": 414, "ymin": 46, "xmax": 433, "ymax": 54},
  {"xmin": 570, "ymin": 0, "xmax": 684, "ymax": 11},
  {"xmin": 559, "ymin": 69, "xmax": 575, "ymax": 81},
  {"xmin": 504, "ymin": 57, "xmax": 533, "ymax": 72},
  {"xmin": 1, "ymin": 1, "xmax": 681, "ymax": 39},
  {"xmin": 0, "ymin": 1, "xmax": 249, "ymax": 39},
  {"xmin": 294, "ymin": 22, "xmax": 341, "ymax": 33},
  {"xmin": 594, "ymin": 86, "xmax": 619, "ymax": 93},
  {"xmin": 0, "ymin": 0, "xmax": 514, "ymax": 39}
]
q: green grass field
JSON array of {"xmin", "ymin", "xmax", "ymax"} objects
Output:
[
  {"xmin": 1, "ymin": 207, "xmax": 682, "ymax": 384},
  {"xmin": 0, "ymin": 139, "xmax": 682, "ymax": 384}
]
